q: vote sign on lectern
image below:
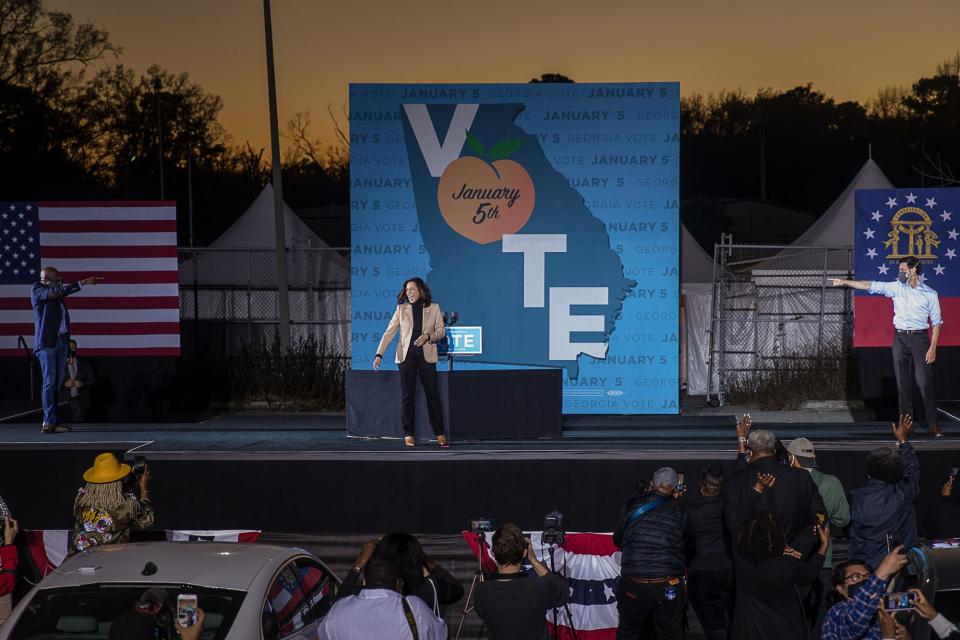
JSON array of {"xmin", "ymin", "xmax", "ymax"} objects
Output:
[{"xmin": 438, "ymin": 326, "xmax": 482, "ymax": 356}]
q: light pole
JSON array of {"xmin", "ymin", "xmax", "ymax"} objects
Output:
[{"xmin": 263, "ymin": 0, "xmax": 291, "ymax": 352}]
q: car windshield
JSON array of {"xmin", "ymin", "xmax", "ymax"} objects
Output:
[{"xmin": 8, "ymin": 583, "xmax": 245, "ymax": 640}]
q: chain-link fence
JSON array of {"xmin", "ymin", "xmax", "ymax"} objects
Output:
[
  {"xmin": 707, "ymin": 238, "xmax": 855, "ymax": 405},
  {"xmin": 178, "ymin": 247, "xmax": 351, "ymax": 359}
]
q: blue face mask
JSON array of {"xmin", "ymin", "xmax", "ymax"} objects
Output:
[{"xmin": 897, "ymin": 272, "xmax": 909, "ymax": 284}]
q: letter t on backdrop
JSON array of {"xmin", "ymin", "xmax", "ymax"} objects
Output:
[{"xmin": 502, "ymin": 233, "xmax": 567, "ymax": 307}]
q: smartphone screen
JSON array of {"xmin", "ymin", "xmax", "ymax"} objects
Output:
[
  {"xmin": 883, "ymin": 592, "xmax": 916, "ymax": 611},
  {"xmin": 676, "ymin": 472, "xmax": 685, "ymax": 492},
  {"xmin": 177, "ymin": 594, "xmax": 198, "ymax": 628}
]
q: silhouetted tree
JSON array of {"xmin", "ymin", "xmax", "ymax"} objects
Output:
[
  {"xmin": 530, "ymin": 73, "xmax": 575, "ymax": 83},
  {"xmin": 65, "ymin": 64, "xmax": 228, "ymax": 190},
  {"xmin": 281, "ymin": 110, "xmax": 349, "ymax": 210},
  {"xmin": 0, "ymin": 0, "xmax": 119, "ymax": 97}
]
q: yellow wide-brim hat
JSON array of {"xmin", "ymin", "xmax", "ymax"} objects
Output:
[{"xmin": 83, "ymin": 453, "xmax": 131, "ymax": 484}]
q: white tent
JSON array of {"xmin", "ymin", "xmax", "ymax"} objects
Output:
[
  {"xmin": 710, "ymin": 159, "xmax": 895, "ymax": 393},
  {"xmin": 681, "ymin": 223, "xmax": 715, "ymax": 284},
  {"xmin": 205, "ymin": 184, "xmax": 350, "ymax": 288},
  {"xmin": 180, "ymin": 184, "xmax": 350, "ymax": 354},
  {"xmin": 794, "ymin": 158, "xmax": 893, "ymax": 247},
  {"xmin": 680, "ymin": 224, "xmax": 715, "ymax": 395}
]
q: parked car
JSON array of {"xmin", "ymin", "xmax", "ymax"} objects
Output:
[{"xmin": 0, "ymin": 542, "xmax": 340, "ymax": 639}]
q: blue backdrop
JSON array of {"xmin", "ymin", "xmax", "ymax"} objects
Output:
[{"xmin": 350, "ymin": 83, "xmax": 679, "ymax": 414}]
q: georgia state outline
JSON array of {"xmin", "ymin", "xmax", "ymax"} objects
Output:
[{"xmin": 401, "ymin": 103, "xmax": 635, "ymax": 377}]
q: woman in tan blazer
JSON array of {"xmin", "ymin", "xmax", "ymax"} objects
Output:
[{"xmin": 374, "ymin": 278, "xmax": 448, "ymax": 447}]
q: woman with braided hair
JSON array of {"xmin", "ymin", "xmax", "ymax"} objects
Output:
[
  {"xmin": 730, "ymin": 473, "xmax": 830, "ymax": 640},
  {"xmin": 70, "ymin": 453, "xmax": 154, "ymax": 554}
]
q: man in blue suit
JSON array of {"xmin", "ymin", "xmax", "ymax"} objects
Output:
[{"xmin": 31, "ymin": 266, "xmax": 102, "ymax": 433}]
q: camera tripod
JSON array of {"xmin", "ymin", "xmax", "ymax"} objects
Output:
[
  {"xmin": 546, "ymin": 543, "xmax": 579, "ymax": 640},
  {"xmin": 455, "ymin": 531, "xmax": 488, "ymax": 640}
]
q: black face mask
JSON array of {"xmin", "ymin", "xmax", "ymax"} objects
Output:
[
  {"xmin": 897, "ymin": 272, "xmax": 909, "ymax": 284},
  {"xmin": 846, "ymin": 581, "xmax": 867, "ymax": 600}
]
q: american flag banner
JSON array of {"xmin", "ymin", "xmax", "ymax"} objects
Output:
[
  {"xmin": 0, "ymin": 201, "xmax": 180, "ymax": 356},
  {"xmin": 463, "ymin": 530, "xmax": 620, "ymax": 640}
]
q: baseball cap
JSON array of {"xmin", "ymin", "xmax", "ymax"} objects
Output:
[
  {"xmin": 786, "ymin": 437, "xmax": 817, "ymax": 467},
  {"xmin": 652, "ymin": 467, "xmax": 679, "ymax": 489}
]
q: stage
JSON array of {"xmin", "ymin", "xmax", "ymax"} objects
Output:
[{"xmin": 2, "ymin": 411, "xmax": 958, "ymax": 536}]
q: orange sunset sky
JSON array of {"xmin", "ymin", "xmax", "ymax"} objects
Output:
[{"xmin": 50, "ymin": 0, "xmax": 960, "ymax": 153}]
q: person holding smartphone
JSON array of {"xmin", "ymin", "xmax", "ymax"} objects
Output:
[
  {"xmin": 177, "ymin": 607, "xmax": 205, "ymax": 640},
  {"xmin": 820, "ymin": 547, "xmax": 910, "ymax": 640},
  {"xmin": 922, "ymin": 467, "xmax": 960, "ymax": 540},
  {"xmin": 71, "ymin": 452, "xmax": 154, "ymax": 554},
  {"xmin": 373, "ymin": 277, "xmax": 447, "ymax": 447},
  {"xmin": 908, "ymin": 589, "xmax": 960, "ymax": 639}
]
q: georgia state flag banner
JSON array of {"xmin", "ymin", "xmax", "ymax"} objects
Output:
[
  {"xmin": 854, "ymin": 188, "xmax": 960, "ymax": 347},
  {"xmin": 463, "ymin": 531, "xmax": 619, "ymax": 640}
]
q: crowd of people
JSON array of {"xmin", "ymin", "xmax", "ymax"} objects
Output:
[
  {"xmin": 612, "ymin": 414, "xmax": 960, "ymax": 640},
  {"xmin": 2, "ymin": 414, "xmax": 960, "ymax": 639},
  {"xmin": 318, "ymin": 524, "xmax": 569, "ymax": 639}
]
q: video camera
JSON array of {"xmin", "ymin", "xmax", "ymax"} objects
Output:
[{"xmin": 542, "ymin": 511, "xmax": 565, "ymax": 546}]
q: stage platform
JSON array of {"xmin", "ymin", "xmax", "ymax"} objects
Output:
[
  {"xmin": 1, "ymin": 412, "xmax": 958, "ymax": 534},
  {"xmin": 1, "ymin": 412, "xmax": 958, "ymax": 455}
]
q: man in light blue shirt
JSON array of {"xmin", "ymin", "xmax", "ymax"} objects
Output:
[{"xmin": 832, "ymin": 256, "xmax": 943, "ymax": 436}]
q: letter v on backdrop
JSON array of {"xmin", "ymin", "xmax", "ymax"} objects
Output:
[{"xmin": 402, "ymin": 104, "xmax": 479, "ymax": 177}]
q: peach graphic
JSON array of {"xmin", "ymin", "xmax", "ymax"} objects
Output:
[{"xmin": 436, "ymin": 134, "xmax": 535, "ymax": 245}]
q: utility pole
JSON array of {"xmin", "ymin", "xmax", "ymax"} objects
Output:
[
  {"xmin": 153, "ymin": 77, "xmax": 165, "ymax": 200},
  {"xmin": 753, "ymin": 112, "xmax": 769, "ymax": 203},
  {"xmin": 187, "ymin": 152, "xmax": 194, "ymax": 247},
  {"xmin": 263, "ymin": 0, "xmax": 290, "ymax": 352}
]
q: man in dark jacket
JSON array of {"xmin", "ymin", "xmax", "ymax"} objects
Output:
[
  {"xmin": 848, "ymin": 415, "xmax": 920, "ymax": 570},
  {"xmin": 31, "ymin": 267, "xmax": 101, "ymax": 433},
  {"xmin": 685, "ymin": 464, "xmax": 733, "ymax": 640},
  {"xmin": 723, "ymin": 424, "xmax": 825, "ymax": 555},
  {"xmin": 613, "ymin": 466, "xmax": 693, "ymax": 640}
]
